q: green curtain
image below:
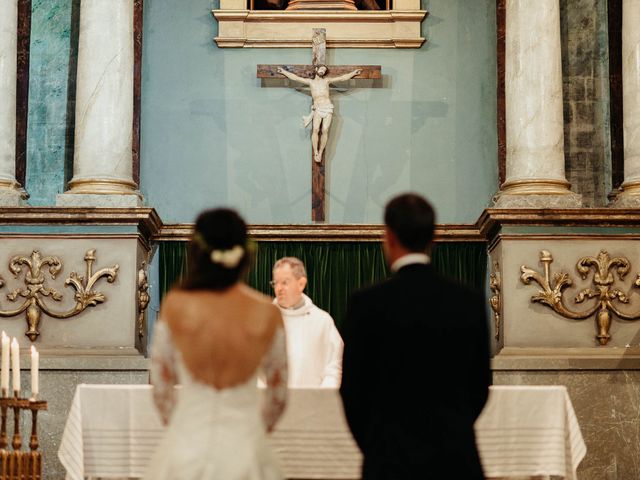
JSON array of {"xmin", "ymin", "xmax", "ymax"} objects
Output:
[
  {"xmin": 158, "ymin": 240, "xmax": 486, "ymax": 330},
  {"xmin": 431, "ymin": 242, "xmax": 487, "ymax": 291},
  {"xmin": 159, "ymin": 241, "xmax": 189, "ymax": 298},
  {"xmin": 247, "ymin": 242, "xmax": 388, "ymax": 330}
]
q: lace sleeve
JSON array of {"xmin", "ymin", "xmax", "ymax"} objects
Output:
[
  {"xmin": 261, "ymin": 326, "xmax": 288, "ymax": 432},
  {"xmin": 150, "ymin": 321, "xmax": 178, "ymax": 425}
]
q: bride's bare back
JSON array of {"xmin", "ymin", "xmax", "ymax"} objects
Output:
[{"xmin": 160, "ymin": 284, "xmax": 283, "ymax": 390}]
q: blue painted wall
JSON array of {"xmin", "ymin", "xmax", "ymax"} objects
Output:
[
  {"xmin": 140, "ymin": 0, "xmax": 498, "ymax": 224},
  {"xmin": 24, "ymin": 0, "xmax": 498, "ymax": 224}
]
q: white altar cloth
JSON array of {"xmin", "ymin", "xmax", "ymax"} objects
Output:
[
  {"xmin": 475, "ymin": 385, "xmax": 586, "ymax": 480},
  {"xmin": 58, "ymin": 385, "xmax": 359, "ymax": 480},
  {"xmin": 58, "ymin": 385, "xmax": 586, "ymax": 480}
]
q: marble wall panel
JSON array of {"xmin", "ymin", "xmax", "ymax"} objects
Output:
[
  {"xmin": 494, "ymin": 370, "xmax": 640, "ymax": 480},
  {"xmin": 25, "ymin": 0, "xmax": 77, "ymax": 205},
  {"xmin": 560, "ymin": 0, "xmax": 612, "ymax": 206}
]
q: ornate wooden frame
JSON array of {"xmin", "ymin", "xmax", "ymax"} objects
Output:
[{"xmin": 212, "ymin": 0, "xmax": 427, "ymax": 48}]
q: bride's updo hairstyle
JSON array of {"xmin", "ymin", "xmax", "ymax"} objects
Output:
[{"xmin": 181, "ymin": 208, "xmax": 249, "ymax": 291}]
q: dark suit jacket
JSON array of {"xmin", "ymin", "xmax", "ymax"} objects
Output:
[{"xmin": 339, "ymin": 263, "xmax": 491, "ymax": 480}]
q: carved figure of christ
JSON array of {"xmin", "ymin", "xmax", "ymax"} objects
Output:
[
  {"xmin": 257, "ymin": 28, "xmax": 381, "ymax": 222},
  {"xmin": 277, "ymin": 65, "xmax": 362, "ymax": 163}
]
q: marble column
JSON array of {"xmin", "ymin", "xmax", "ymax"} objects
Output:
[
  {"xmin": 612, "ymin": 0, "xmax": 640, "ymax": 207},
  {"xmin": 494, "ymin": 0, "xmax": 580, "ymax": 208},
  {"xmin": 57, "ymin": 0, "xmax": 141, "ymax": 207},
  {"xmin": 0, "ymin": 0, "xmax": 27, "ymax": 205}
]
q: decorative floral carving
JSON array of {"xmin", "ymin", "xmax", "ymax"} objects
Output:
[
  {"xmin": 489, "ymin": 263, "xmax": 501, "ymax": 341},
  {"xmin": 0, "ymin": 250, "xmax": 119, "ymax": 341},
  {"xmin": 137, "ymin": 262, "xmax": 150, "ymax": 340},
  {"xmin": 521, "ymin": 250, "xmax": 640, "ymax": 346}
]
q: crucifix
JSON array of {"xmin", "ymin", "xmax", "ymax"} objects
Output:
[{"xmin": 257, "ymin": 28, "xmax": 381, "ymax": 222}]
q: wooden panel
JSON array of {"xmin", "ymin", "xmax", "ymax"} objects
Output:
[
  {"xmin": 608, "ymin": 0, "xmax": 623, "ymax": 190},
  {"xmin": 257, "ymin": 64, "xmax": 381, "ymax": 78},
  {"xmin": 15, "ymin": 0, "xmax": 31, "ymax": 186},
  {"xmin": 311, "ymin": 151, "xmax": 325, "ymax": 221}
]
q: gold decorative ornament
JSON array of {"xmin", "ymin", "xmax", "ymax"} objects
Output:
[
  {"xmin": 0, "ymin": 250, "xmax": 119, "ymax": 341},
  {"xmin": 0, "ymin": 396, "xmax": 48, "ymax": 480},
  {"xmin": 489, "ymin": 263, "xmax": 501, "ymax": 341},
  {"xmin": 521, "ymin": 250, "xmax": 640, "ymax": 346},
  {"xmin": 137, "ymin": 262, "xmax": 150, "ymax": 341}
]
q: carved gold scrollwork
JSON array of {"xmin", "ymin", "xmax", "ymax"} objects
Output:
[
  {"xmin": 489, "ymin": 263, "xmax": 501, "ymax": 341},
  {"xmin": 0, "ymin": 250, "xmax": 119, "ymax": 341},
  {"xmin": 137, "ymin": 262, "xmax": 150, "ymax": 341},
  {"xmin": 521, "ymin": 250, "xmax": 640, "ymax": 346}
]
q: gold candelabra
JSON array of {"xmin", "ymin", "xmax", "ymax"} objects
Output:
[{"xmin": 0, "ymin": 393, "xmax": 47, "ymax": 480}]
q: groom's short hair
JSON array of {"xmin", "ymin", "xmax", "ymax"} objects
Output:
[{"xmin": 384, "ymin": 193, "xmax": 435, "ymax": 252}]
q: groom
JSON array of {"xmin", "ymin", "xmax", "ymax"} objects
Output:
[{"xmin": 340, "ymin": 193, "xmax": 491, "ymax": 479}]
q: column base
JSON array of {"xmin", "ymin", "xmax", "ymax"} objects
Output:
[
  {"xmin": 0, "ymin": 182, "xmax": 28, "ymax": 206},
  {"xmin": 493, "ymin": 192, "xmax": 582, "ymax": 208},
  {"xmin": 493, "ymin": 179, "xmax": 582, "ymax": 208},
  {"xmin": 56, "ymin": 193, "xmax": 142, "ymax": 207},
  {"xmin": 609, "ymin": 182, "xmax": 640, "ymax": 208},
  {"xmin": 58, "ymin": 178, "xmax": 143, "ymax": 207}
]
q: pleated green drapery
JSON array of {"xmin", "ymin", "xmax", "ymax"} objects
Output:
[
  {"xmin": 248, "ymin": 242, "xmax": 389, "ymax": 330},
  {"xmin": 158, "ymin": 241, "xmax": 486, "ymax": 329},
  {"xmin": 431, "ymin": 242, "xmax": 487, "ymax": 292},
  {"xmin": 159, "ymin": 241, "xmax": 189, "ymax": 299}
]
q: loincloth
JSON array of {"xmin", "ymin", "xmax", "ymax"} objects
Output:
[{"xmin": 303, "ymin": 104, "xmax": 334, "ymax": 128}]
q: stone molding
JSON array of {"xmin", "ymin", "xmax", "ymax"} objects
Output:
[
  {"xmin": 212, "ymin": 7, "xmax": 427, "ymax": 49},
  {"xmin": 479, "ymin": 208, "xmax": 640, "ymax": 242},
  {"xmin": 0, "ymin": 207, "xmax": 162, "ymax": 243},
  {"xmin": 155, "ymin": 223, "xmax": 483, "ymax": 242},
  {"xmin": 493, "ymin": 347, "xmax": 640, "ymax": 370}
]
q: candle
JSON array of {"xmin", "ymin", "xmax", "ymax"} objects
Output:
[
  {"xmin": 1, "ymin": 332, "xmax": 9, "ymax": 395},
  {"xmin": 31, "ymin": 346, "xmax": 39, "ymax": 399},
  {"xmin": 11, "ymin": 338, "xmax": 20, "ymax": 395}
]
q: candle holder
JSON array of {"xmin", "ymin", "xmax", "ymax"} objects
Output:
[{"xmin": 0, "ymin": 395, "xmax": 47, "ymax": 480}]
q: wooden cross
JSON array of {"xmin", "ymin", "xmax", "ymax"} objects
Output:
[{"xmin": 257, "ymin": 29, "xmax": 381, "ymax": 222}]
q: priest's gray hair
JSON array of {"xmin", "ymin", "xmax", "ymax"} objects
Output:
[{"xmin": 273, "ymin": 257, "xmax": 307, "ymax": 279}]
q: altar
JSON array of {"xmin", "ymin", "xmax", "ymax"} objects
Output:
[{"xmin": 58, "ymin": 384, "xmax": 586, "ymax": 480}]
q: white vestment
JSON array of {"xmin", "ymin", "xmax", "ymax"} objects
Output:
[{"xmin": 275, "ymin": 294, "xmax": 343, "ymax": 388}]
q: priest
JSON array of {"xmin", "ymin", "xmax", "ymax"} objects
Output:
[{"xmin": 272, "ymin": 257, "xmax": 343, "ymax": 388}]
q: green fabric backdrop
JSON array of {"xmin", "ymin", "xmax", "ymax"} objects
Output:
[{"xmin": 159, "ymin": 241, "xmax": 486, "ymax": 330}]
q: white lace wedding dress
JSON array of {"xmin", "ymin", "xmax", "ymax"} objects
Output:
[{"xmin": 143, "ymin": 322, "xmax": 288, "ymax": 480}]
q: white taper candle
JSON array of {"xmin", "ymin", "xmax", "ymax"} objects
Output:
[
  {"xmin": 1, "ymin": 332, "xmax": 9, "ymax": 395},
  {"xmin": 30, "ymin": 345, "xmax": 38, "ymax": 398},
  {"xmin": 11, "ymin": 338, "xmax": 20, "ymax": 394}
]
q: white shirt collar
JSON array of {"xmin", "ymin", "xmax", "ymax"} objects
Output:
[{"xmin": 390, "ymin": 253, "xmax": 431, "ymax": 273}]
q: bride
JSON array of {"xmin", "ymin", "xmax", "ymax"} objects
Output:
[{"xmin": 143, "ymin": 208, "xmax": 288, "ymax": 480}]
